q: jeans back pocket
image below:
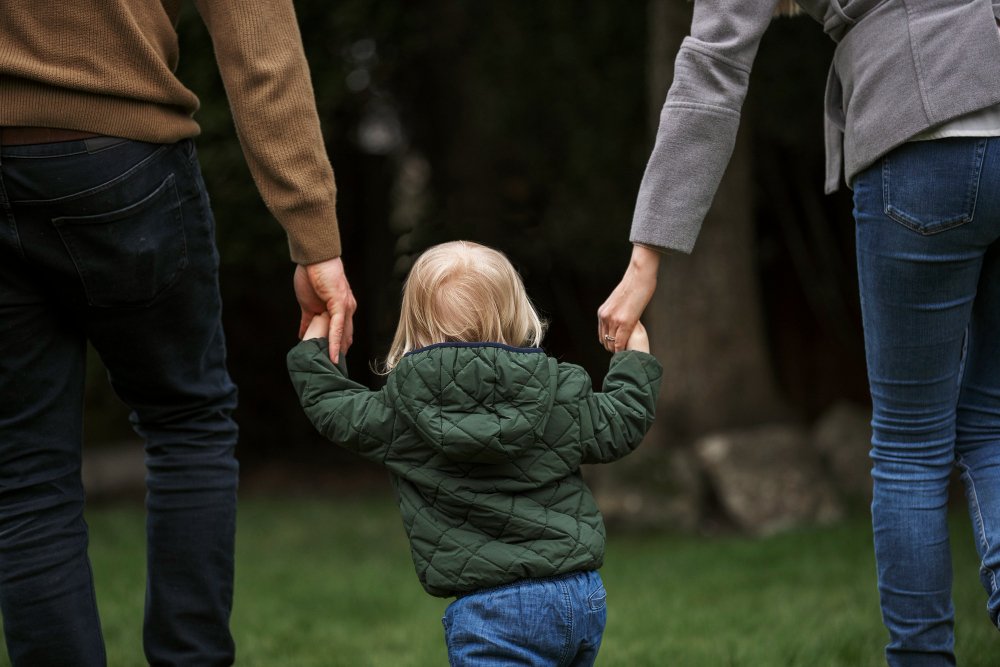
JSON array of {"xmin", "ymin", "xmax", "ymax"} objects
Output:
[
  {"xmin": 588, "ymin": 584, "xmax": 607, "ymax": 612},
  {"xmin": 882, "ymin": 137, "xmax": 987, "ymax": 235},
  {"xmin": 53, "ymin": 173, "xmax": 188, "ymax": 307}
]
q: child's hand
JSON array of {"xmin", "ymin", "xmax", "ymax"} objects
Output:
[
  {"xmin": 625, "ymin": 321, "xmax": 649, "ymax": 353},
  {"xmin": 303, "ymin": 313, "xmax": 332, "ymax": 341}
]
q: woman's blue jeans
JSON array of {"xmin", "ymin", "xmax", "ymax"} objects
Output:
[
  {"xmin": 442, "ymin": 571, "xmax": 607, "ymax": 666},
  {"xmin": 854, "ymin": 136, "xmax": 1000, "ymax": 666},
  {"xmin": 0, "ymin": 138, "xmax": 239, "ymax": 666}
]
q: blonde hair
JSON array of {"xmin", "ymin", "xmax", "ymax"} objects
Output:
[
  {"xmin": 774, "ymin": 1, "xmax": 801, "ymax": 16},
  {"xmin": 382, "ymin": 241, "xmax": 546, "ymax": 371}
]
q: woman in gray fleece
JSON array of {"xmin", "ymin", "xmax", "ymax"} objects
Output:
[{"xmin": 597, "ymin": 2, "xmax": 1000, "ymax": 666}]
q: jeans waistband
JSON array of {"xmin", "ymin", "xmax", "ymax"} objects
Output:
[{"xmin": 454, "ymin": 570, "xmax": 594, "ymax": 599}]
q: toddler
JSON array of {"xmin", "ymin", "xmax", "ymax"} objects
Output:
[{"xmin": 287, "ymin": 241, "xmax": 661, "ymax": 665}]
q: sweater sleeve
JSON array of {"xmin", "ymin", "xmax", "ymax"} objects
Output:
[
  {"xmin": 579, "ymin": 351, "xmax": 662, "ymax": 464},
  {"xmin": 630, "ymin": 0, "xmax": 779, "ymax": 252},
  {"xmin": 287, "ymin": 339, "xmax": 395, "ymax": 462},
  {"xmin": 193, "ymin": 0, "xmax": 340, "ymax": 264}
]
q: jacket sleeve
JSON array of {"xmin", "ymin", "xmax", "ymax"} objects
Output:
[
  {"xmin": 630, "ymin": 0, "xmax": 780, "ymax": 253},
  {"xmin": 192, "ymin": 0, "xmax": 340, "ymax": 264},
  {"xmin": 287, "ymin": 339, "xmax": 395, "ymax": 462},
  {"xmin": 579, "ymin": 351, "xmax": 663, "ymax": 464}
]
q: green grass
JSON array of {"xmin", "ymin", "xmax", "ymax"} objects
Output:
[{"xmin": 1, "ymin": 494, "xmax": 997, "ymax": 666}]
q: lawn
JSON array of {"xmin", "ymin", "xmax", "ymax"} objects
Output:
[{"xmin": 1, "ymin": 493, "xmax": 996, "ymax": 666}]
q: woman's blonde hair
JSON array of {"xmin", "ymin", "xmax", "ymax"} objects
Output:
[
  {"xmin": 774, "ymin": 0, "xmax": 801, "ymax": 16},
  {"xmin": 382, "ymin": 241, "xmax": 546, "ymax": 371}
]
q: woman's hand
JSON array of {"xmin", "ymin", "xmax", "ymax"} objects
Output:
[{"xmin": 597, "ymin": 244, "xmax": 661, "ymax": 352}]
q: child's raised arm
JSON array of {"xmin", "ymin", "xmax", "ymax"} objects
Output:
[
  {"xmin": 302, "ymin": 312, "xmax": 331, "ymax": 341},
  {"xmin": 579, "ymin": 346, "xmax": 661, "ymax": 464},
  {"xmin": 287, "ymin": 339, "xmax": 395, "ymax": 462},
  {"xmin": 625, "ymin": 321, "xmax": 649, "ymax": 353}
]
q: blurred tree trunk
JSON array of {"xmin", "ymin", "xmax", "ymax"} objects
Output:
[{"xmin": 645, "ymin": 0, "xmax": 786, "ymax": 443}]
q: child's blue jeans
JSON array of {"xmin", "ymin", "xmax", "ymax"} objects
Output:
[
  {"xmin": 443, "ymin": 570, "xmax": 607, "ymax": 666},
  {"xmin": 854, "ymin": 136, "xmax": 1000, "ymax": 666}
]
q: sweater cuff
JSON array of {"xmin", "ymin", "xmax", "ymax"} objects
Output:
[
  {"xmin": 287, "ymin": 337, "xmax": 329, "ymax": 366},
  {"xmin": 610, "ymin": 349, "xmax": 663, "ymax": 380},
  {"xmin": 284, "ymin": 203, "xmax": 342, "ymax": 264}
]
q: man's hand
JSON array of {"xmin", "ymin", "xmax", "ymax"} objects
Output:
[
  {"xmin": 294, "ymin": 257, "xmax": 357, "ymax": 362},
  {"xmin": 597, "ymin": 244, "xmax": 660, "ymax": 353}
]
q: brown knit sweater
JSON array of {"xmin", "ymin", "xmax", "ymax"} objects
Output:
[{"xmin": 0, "ymin": 0, "xmax": 340, "ymax": 264}]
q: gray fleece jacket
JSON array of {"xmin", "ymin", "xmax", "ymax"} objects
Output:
[{"xmin": 632, "ymin": 0, "xmax": 1000, "ymax": 253}]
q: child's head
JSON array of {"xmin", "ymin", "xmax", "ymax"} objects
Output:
[{"xmin": 384, "ymin": 241, "xmax": 545, "ymax": 370}]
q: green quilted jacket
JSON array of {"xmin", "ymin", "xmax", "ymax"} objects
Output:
[{"xmin": 287, "ymin": 339, "xmax": 662, "ymax": 597}]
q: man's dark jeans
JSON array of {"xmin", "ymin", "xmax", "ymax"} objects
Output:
[{"xmin": 0, "ymin": 137, "xmax": 239, "ymax": 666}]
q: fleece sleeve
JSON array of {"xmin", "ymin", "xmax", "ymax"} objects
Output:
[
  {"xmin": 287, "ymin": 339, "xmax": 395, "ymax": 462},
  {"xmin": 579, "ymin": 351, "xmax": 663, "ymax": 464}
]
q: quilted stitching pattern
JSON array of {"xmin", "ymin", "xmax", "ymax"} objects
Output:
[
  {"xmin": 391, "ymin": 346, "xmax": 555, "ymax": 464},
  {"xmin": 288, "ymin": 339, "xmax": 662, "ymax": 597}
]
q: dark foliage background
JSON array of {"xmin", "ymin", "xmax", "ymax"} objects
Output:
[{"xmin": 84, "ymin": 2, "xmax": 868, "ymax": 473}]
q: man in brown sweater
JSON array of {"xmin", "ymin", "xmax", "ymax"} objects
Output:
[{"xmin": 0, "ymin": 2, "xmax": 354, "ymax": 665}]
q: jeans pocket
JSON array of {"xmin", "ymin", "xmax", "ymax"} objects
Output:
[
  {"xmin": 588, "ymin": 584, "xmax": 607, "ymax": 612},
  {"xmin": 882, "ymin": 137, "xmax": 987, "ymax": 235},
  {"xmin": 53, "ymin": 173, "xmax": 188, "ymax": 307}
]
